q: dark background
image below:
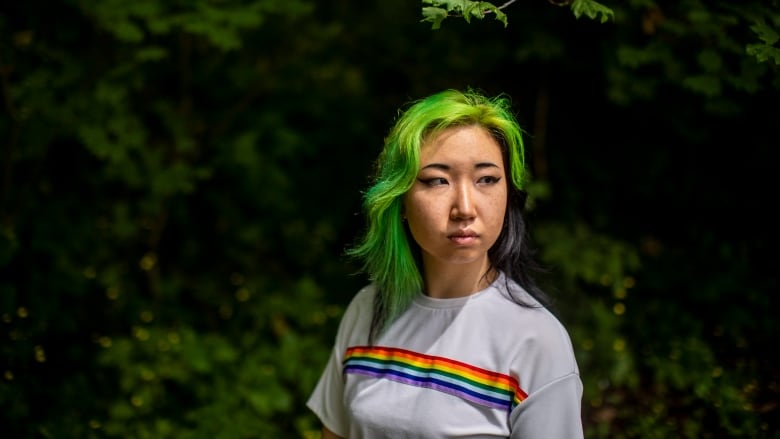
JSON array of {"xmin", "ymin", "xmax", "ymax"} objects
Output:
[{"xmin": 1, "ymin": 1, "xmax": 778, "ymax": 437}]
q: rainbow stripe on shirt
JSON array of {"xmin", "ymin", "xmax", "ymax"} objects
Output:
[{"xmin": 343, "ymin": 345, "xmax": 527, "ymax": 412}]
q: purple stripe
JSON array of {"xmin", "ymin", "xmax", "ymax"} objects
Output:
[{"xmin": 346, "ymin": 367, "xmax": 508, "ymax": 411}]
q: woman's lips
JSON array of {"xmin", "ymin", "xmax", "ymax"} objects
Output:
[{"xmin": 448, "ymin": 231, "xmax": 478, "ymax": 245}]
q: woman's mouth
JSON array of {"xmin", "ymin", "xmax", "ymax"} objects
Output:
[{"xmin": 448, "ymin": 231, "xmax": 478, "ymax": 245}]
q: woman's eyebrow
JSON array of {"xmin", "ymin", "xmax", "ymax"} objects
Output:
[
  {"xmin": 420, "ymin": 162, "xmax": 500, "ymax": 170},
  {"xmin": 420, "ymin": 163, "xmax": 450, "ymax": 171}
]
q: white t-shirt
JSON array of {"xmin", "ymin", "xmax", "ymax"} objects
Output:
[{"xmin": 307, "ymin": 273, "xmax": 584, "ymax": 438}]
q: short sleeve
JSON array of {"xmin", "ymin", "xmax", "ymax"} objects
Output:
[
  {"xmin": 305, "ymin": 285, "xmax": 375, "ymax": 437},
  {"xmin": 306, "ymin": 343, "xmax": 348, "ymax": 437},
  {"xmin": 509, "ymin": 373, "xmax": 584, "ymax": 439}
]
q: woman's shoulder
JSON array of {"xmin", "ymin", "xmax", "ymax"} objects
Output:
[
  {"xmin": 333, "ymin": 283, "xmax": 377, "ymax": 338},
  {"xmin": 346, "ymin": 283, "xmax": 377, "ymax": 311},
  {"xmin": 490, "ymin": 275, "xmax": 548, "ymax": 313},
  {"xmin": 490, "ymin": 276, "xmax": 576, "ymax": 360}
]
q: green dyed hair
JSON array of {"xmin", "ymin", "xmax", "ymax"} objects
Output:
[{"xmin": 348, "ymin": 88, "xmax": 529, "ymax": 342}]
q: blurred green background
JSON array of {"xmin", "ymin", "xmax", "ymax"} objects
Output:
[{"xmin": 1, "ymin": 1, "xmax": 778, "ymax": 437}]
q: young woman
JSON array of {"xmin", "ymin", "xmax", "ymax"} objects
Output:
[{"xmin": 307, "ymin": 89, "xmax": 583, "ymax": 438}]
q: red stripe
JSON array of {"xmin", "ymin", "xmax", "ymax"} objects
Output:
[{"xmin": 346, "ymin": 345, "xmax": 527, "ymax": 400}]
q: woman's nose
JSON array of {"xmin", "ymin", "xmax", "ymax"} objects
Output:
[{"xmin": 451, "ymin": 183, "xmax": 476, "ymax": 220}]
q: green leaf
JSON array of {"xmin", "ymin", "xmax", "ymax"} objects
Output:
[
  {"xmin": 421, "ymin": 6, "xmax": 448, "ymax": 29},
  {"xmin": 135, "ymin": 46, "xmax": 169, "ymax": 62},
  {"xmin": 698, "ymin": 49, "xmax": 723, "ymax": 73},
  {"xmin": 747, "ymin": 19, "xmax": 780, "ymax": 64},
  {"xmin": 750, "ymin": 19, "xmax": 779, "ymax": 45},
  {"xmin": 682, "ymin": 75, "xmax": 722, "ymax": 97},
  {"xmin": 746, "ymin": 43, "xmax": 780, "ymax": 64},
  {"xmin": 423, "ymin": 0, "xmax": 609, "ymax": 28},
  {"xmin": 113, "ymin": 20, "xmax": 145, "ymax": 42},
  {"xmin": 571, "ymin": 0, "xmax": 614, "ymax": 23},
  {"xmin": 469, "ymin": 2, "xmax": 507, "ymax": 27},
  {"xmin": 424, "ymin": 0, "xmax": 469, "ymax": 10},
  {"xmin": 422, "ymin": 1, "xmax": 507, "ymax": 28}
]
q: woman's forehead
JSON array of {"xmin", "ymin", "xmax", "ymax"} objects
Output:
[{"xmin": 420, "ymin": 125, "xmax": 504, "ymax": 164}]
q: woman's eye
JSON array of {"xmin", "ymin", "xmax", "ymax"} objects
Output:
[
  {"xmin": 419, "ymin": 177, "xmax": 448, "ymax": 186},
  {"xmin": 478, "ymin": 176, "xmax": 501, "ymax": 185}
]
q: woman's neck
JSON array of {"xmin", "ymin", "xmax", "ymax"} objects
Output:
[{"xmin": 421, "ymin": 257, "xmax": 497, "ymax": 299}]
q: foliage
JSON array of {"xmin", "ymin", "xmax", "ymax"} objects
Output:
[
  {"xmin": 747, "ymin": 18, "xmax": 780, "ymax": 65},
  {"xmin": 1, "ymin": 0, "xmax": 778, "ymax": 438},
  {"xmin": 607, "ymin": 2, "xmax": 780, "ymax": 108},
  {"xmin": 0, "ymin": 1, "xmax": 351, "ymax": 437},
  {"xmin": 421, "ymin": 0, "xmax": 614, "ymax": 29},
  {"xmin": 571, "ymin": 0, "xmax": 615, "ymax": 24},
  {"xmin": 422, "ymin": 0, "xmax": 509, "ymax": 29}
]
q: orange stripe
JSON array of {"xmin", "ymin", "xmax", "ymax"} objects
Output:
[{"xmin": 345, "ymin": 346, "xmax": 527, "ymax": 400}]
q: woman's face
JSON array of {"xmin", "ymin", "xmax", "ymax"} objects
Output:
[{"xmin": 404, "ymin": 125, "xmax": 507, "ymax": 272}]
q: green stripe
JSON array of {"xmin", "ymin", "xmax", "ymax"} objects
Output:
[{"xmin": 345, "ymin": 356, "xmax": 513, "ymax": 397}]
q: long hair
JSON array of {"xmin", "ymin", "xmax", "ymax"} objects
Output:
[{"xmin": 347, "ymin": 88, "xmax": 550, "ymax": 343}]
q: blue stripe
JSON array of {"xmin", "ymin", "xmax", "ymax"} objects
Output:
[{"xmin": 344, "ymin": 363, "xmax": 511, "ymax": 408}]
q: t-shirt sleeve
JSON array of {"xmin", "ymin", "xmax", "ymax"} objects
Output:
[
  {"xmin": 306, "ymin": 343, "xmax": 348, "ymax": 437},
  {"xmin": 305, "ymin": 285, "xmax": 374, "ymax": 437},
  {"xmin": 509, "ymin": 372, "xmax": 584, "ymax": 439}
]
